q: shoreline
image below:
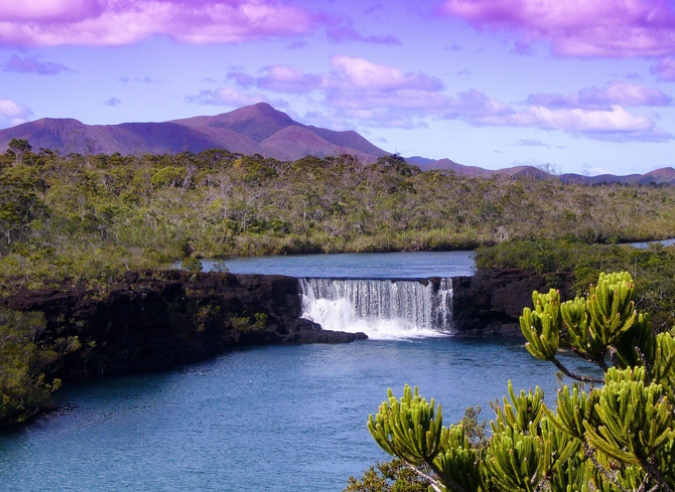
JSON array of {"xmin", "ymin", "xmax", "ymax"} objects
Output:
[{"xmin": 0, "ymin": 266, "xmax": 574, "ymax": 428}]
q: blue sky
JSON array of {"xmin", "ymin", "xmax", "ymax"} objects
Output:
[{"xmin": 2, "ymin": 0, "xmax": 675, "ymax": 175}]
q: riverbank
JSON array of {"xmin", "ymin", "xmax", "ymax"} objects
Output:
[
  {"xmin": 452, "ymin": 269, "xmax": 574, "ymax": 335},
  {"xmin": 0, "ymin": 270, "xmax": 367, "ymax": 427},
  {"xmin": 0, "ymin": 264, "xmax": 598, "ymax": 428},
  {"xmin": 3, "ymin": 270, "xmax": 367, "ymax": 380}
]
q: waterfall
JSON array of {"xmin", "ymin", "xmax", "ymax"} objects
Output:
[{"xmin": 299, "ymin": 278, "xmax": 454, "ymax": 340}]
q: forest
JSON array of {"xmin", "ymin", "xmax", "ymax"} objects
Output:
[{"xmin": 1, "ymin": 143, "xmax": 675, "ymax": 290}]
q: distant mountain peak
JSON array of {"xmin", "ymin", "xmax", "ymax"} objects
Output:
[
  {"xmin": 419, "ymin": 160, "xmax": 675, "ymax": 185},
  {"xmin": 0, "ymin": 103, "xmax": 388, "ymax": 163},
  {"xmin": 249, "ymin": 101, "xmax": 284, "ymax": 114},
  {"xmin": 228, "ymin": 101, "xmax": 292, "ymax": 120}
]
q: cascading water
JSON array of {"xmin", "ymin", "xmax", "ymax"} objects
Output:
[{"xmin": 299, "ymin": 278, "xmax": 454, "ymax": 340}]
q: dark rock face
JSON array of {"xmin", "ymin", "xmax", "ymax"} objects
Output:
[
  {"xmin": 1, "ymin": 271, "xmax": 365, "ymax": 381},
  {"xmin": 452, "ymin": 269, "xmax": 574, "ymax": 336}
]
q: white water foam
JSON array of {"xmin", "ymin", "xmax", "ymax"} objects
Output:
[{"xmin": 300, "ymin": 278, "xmax": 453, "ymax": 340}]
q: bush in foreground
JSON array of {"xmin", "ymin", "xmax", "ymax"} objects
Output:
[{"xmin": 353, "ymin": 271, "xmax": 675, "ymax": 491}]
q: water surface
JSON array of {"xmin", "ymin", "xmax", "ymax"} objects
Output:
[
  {"xmin": 204, "ymin": 250, "xmax": 475, "ymax": 278},
  {"xmin": 0, "ymin": 250, "xmax": 607, "ymax": 491},
  {"xmin": 0, "ymin": 338, "xmax": 595, "ymax": 492}
]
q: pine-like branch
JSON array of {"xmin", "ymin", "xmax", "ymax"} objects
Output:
[
  {"xmin": 583, "ymin": 442, "xmax": 630, "ymax": 492},
  {"xmin": 639, "ymin": 457, "xmax": 674, "ymax": 492},
  {"xmin": 404, "ymin": 463, "xmax": 446, "ymax": 492},
  {"xmin": 551, "ymin": 357, "xmax": 604, "ymax": 384}
]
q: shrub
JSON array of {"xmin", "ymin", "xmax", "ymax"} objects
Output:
[{"xmin": 358, "ymin": 272, "xmax": 675, "ymax": 491}]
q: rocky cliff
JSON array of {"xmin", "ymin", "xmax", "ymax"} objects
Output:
[
  {"xmin": 1, "ymin": 270, "xmax": 365, "ymax": 381},
  {"xmin": 452, "ymin": 269, "xmax": 574, "ymax": 336},
  {"xmin": 0, "ymin": 267, "xmax": 572, "ymax": 381}
]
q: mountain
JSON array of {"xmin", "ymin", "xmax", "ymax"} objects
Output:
[
  {"xmin": 419, "ymin": 158, "xmax": 675, "ymax": 185},
  {"xmin": 418, "ymin": 158, "xmax": 494, "ymax": 178},
  {"xmin": 1, "ymin": 103, "xmax": 673, "ymax": 185},
  {"xmin": 0, "ymin": 102, "xmax": 388, "ymax": 163}
]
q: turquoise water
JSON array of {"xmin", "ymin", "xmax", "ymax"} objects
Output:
[{"xmin": 0, "ymin": 339, "xmax": 595, "ymax": 492}]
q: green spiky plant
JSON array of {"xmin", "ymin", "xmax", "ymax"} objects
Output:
[{"xmin": 358, "ymin": 272, "xmax": 675, "ymax": 492}]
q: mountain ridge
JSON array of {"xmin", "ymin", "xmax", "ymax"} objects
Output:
[
  {"xmin": 0, "ymin": 102, "xmax": 672, "ymax": 184},
  {"xmin": 416, "ymin": 158, "xmax": 675, "ymax": 185},
  {"xmin": 0, "ymin": 102, "xmax": 389, "ymax": 163}
]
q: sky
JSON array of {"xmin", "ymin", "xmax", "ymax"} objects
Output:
[{"xmin": 2, "ymin": 1, "xmax": 675, "ymax": 175}]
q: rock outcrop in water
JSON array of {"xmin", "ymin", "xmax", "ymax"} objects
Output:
[
  {"xmin": 452, "ymin": 269, "xmax": 574, "ymax": 336},
  {"xmin": 1, "ymin": 270, "xmax": 366, "ymax": 381}
]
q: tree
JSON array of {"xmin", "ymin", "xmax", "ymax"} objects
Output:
[
  {"xmin": 375, "ymin": 153, "xmax": 418, "ymax": 177},
  {"xmin": 361, "ymin": 271, "xmax": 675, "ymax": 491},
  {"xmin": 0, "ymin": 309, "xmax": 66, "ymax": 426},
  {"xmin": 7, "ymin": 138, "xmax": 32, "ymax": 166}
]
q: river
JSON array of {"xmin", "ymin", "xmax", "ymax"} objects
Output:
[{"xmin": 0, "ymin": 251, "xmax": 602, "ymax": 491}]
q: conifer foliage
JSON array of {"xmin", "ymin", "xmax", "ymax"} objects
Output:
[{"xmin": 362, "ymin": 272, "xmax": 675, "ymax": 491}]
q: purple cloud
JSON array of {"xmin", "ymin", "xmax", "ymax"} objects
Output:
[
  {"xmin": 0, "ymin": 0, "xmax": 103, "ymax": 23},
  {"xmin": 227, "ymin": 72, "xmax": 256, "ymax": 87},
  {"xmin": 0, "ymin": 98, "xmax": 33, "ymax": 128},
  {"xmin": 651, "ymin": 58, "xmax": 675, "ymax": 81},
  {"xmin": 315, "ymin": 56, "xmax": 450, "ymax": 127},
  {"xmin": 526, "ymin": 93, "xmax": 575, "ymax": 109},
  {"xmin": 322, "ymin": 67, "xmax": 503, "ymax": 128},
  {"xmin": 185, "ymin": 87, "xmax": 270, "ymax": 107},
  {"xmin": 3, "ymin": 55, "xmax": 70, "ymax": 75},
  {"xmin": 211, "ymin": 58, "xmax": 448, "ymax": 128},
  {"xmin": 327, "ymin": 27, "xmax": 401, "ymax": 45},
  {"xmin": 440, "ymin": 0, "xmax": 675, "ymax": 57},
  {"xmin": 444, "ymin": 83, "xmax": 673, "ymax": 141},
  {"xmin": 105, "ymin": 97, "xmax": 122, "ymax": 107},
  {"xmin": 287, "ymin": 40, "xmax": 308, "ymax": 50},
  {"xmin": 516, "ymin": 139, "xmax": 551, "ymax": 148},
  {"xmin": 195, "ymin": 56, "xmax": 670, "ymax": 142},
  {"xmin": 330, "ymin": 55, "xmax": 444, "ymax": 92},
  {"xmin": 477, "ymin": 105, "xmax": 669, "ymax": 141},
  {"xmin": 434, "ymin": 80, "xmax": 671, "ymax": 141},
  {"xmin": 445, "ymin": 89, "xmax": 511, "ymax": 117},
  {"xmin": 579, "ymin": 82, "xmax": 671, "ymax": 107},
  {"xmin": 118, "ymin": 76, "xmax": 160, "ymax": 84},
  {"xmin": 315, "ymin": 59, "xmax": 667, "ymax": 139},
  {"xmin": 527, "ymin": 82, "xmax": 672, "ymax": 109},
  {"xmin": 0, "ymin": 1, "xmax": 319, "ymax": 47},
  {"xmin": 256, "ymin": 65, "xmax": 323, "ymax": 93}
]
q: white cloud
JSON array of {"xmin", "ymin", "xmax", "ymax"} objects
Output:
[
  {"xmin": 476, "ymin": 104, "xmax": 668, "ymax": 140},
  {"xmin": 330, "ymin": 55, "xmax": 443, "ymax": 92},
  {"xmin": 0, "ymin": 99, "xmax": 33, "ymax": 128}
]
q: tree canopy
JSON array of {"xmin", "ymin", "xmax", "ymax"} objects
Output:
[{"xmin": 1, "ymin": 146, "xmax": 675, "ymax": 291}]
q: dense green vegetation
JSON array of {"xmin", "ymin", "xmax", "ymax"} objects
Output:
[
  {"xmin": 1, "ymin": 146, "xmax": 675, "ymax": 290},
  {"xmin": 476, "ymin": 240, "xmax": 675, "ymax": 331},
  {"xmin": 0, "ymin": 308, "xmax": 80, "ymax": 425},
  {"xmin": 354, "ymin": 272, "xmax": 675, "ymax": 491}
]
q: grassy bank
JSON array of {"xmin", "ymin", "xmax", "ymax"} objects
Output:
[{"xmin": 476, "ymin": 239, "xmax": 675, "ymax": 331}]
